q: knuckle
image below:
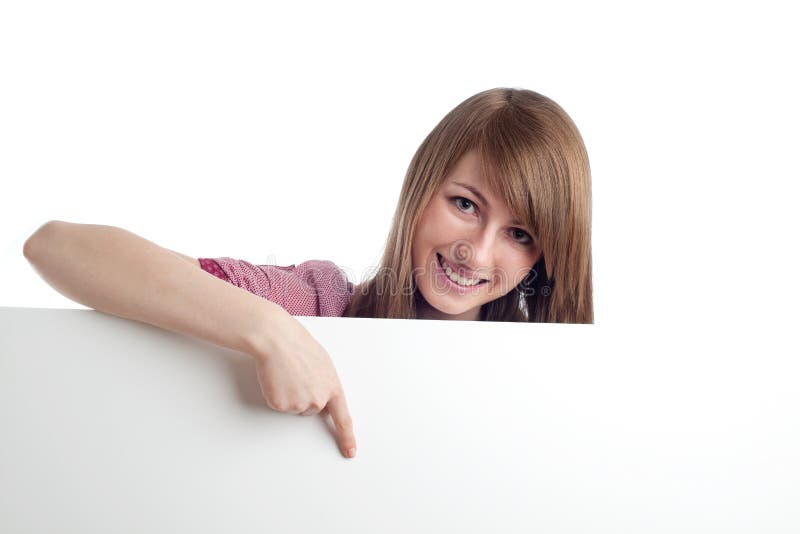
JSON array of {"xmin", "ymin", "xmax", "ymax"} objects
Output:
[{"xmin": 334, "ymin": 416, "xmax": 353, "ymax": 431}]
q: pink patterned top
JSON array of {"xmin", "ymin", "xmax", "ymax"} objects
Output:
[{"xmin": 198, "ymin": 257, "xmax": 355, "ymax": 317}]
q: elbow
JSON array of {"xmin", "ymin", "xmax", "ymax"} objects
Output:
[{"xmin": 23, "ymin": 220, "xmax": 66, "ymax": 261}]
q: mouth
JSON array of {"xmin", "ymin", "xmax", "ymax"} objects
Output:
[{"xmin": 436, "ymin": 253, "xmax": 489, "ymax": 287}]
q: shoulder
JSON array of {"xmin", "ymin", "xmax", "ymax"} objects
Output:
[
  {"xmin": 293, "ymin": 259, "xmax": 351, "ymax": 289},
  {"xmin": 199, "ymin": 257, "xmax": 353, "ymax": 317},
  {"xmin": 292, "ymin": 260, "xmax": 355, "ymax": 315}
]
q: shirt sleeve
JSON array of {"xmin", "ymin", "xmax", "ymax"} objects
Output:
[{"xmin": 197, "ymin": 257, "xmax": 354, "ymax": 317}]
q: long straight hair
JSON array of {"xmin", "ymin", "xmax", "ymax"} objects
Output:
[{"xmin": 343, "ymin": 88, "xmax": 593, "ymax": 323}]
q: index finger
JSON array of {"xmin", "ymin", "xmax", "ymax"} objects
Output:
[{"xmin": 325, "ymin": 393, "xmax": 356, "ymax": 459}]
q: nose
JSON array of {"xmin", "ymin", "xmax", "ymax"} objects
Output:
[{"xmin": 452, "ymin": 229, "xmax": 495, "ymax": 277}]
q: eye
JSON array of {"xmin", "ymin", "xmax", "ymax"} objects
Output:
[
  {"xmin": 511, "ymin": 228, "xmax": 534, "ymax": 246},
  {"xmin": 453, "ymin": 196, "xmax": 477, "ymax": 215}
]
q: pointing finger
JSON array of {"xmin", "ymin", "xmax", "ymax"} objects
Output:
[{"xmin": 326, "ymin": 393, "xmax": 356, "ymax": 459}]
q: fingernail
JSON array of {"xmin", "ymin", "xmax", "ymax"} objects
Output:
[{"xmin": 346, "ymin": 448, "xmax": 356, "ymax": 458}]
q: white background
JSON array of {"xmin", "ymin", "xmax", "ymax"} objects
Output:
[
  {"xmin": 2, "ymin": 3, "xmax": 799, "ymax": 532},
  {"xmin": 3, "ymin": 0, "xmax": 797, "ymax": 330}
]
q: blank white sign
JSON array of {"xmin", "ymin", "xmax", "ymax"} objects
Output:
[{"xmin": 1, "ymin": 307, "xmax": 798, "ymax": 533}]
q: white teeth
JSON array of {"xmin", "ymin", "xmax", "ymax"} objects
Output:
[{"xmin": 439, "ymin": 256, "xmax": 483, "ymax": 287}]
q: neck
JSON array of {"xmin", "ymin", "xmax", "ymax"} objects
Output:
[{"xmin": 415, "ymin": 296, "xmax": 481, "ymax": 321}]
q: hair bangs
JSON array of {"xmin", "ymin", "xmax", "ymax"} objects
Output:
[{"xmin": 474, "ymin": 115, "xmax": 545, "ymax": 251}]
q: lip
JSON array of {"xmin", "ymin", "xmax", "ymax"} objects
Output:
[
  {"xmin": 434, "ymin": 253, "xmax": 487, "ymax": 295},
  {"xmin": 437, "ymin": 253, "xmax": 486, "ymax": 281}
]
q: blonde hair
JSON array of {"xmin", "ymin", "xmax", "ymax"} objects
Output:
[{"xmin": 343, "ymin": 87, "xmax": 593, "ymax": 323}]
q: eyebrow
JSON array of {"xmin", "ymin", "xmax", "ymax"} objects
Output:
[{"xmin": 452, "ymin": 181, "xmax": 524, "ymax": 227}]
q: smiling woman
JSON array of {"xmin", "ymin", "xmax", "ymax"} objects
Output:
[
  {"xmin": 411, "ymin": 149, "xmax": 544, "ymax": 321},
  {"xmin": 191, "ymin": 88, "xmax": 592, "ymax": 323},
  {"xmin": 22, "ymin": 87, "xmax": 592, "ymax": 460},
  {"xmin": 196, "ymin": 88, "xmax": 593, "ymax": 323},
  {"xmin": 343, "ymin": 87, "xmax": 593, "ymax": 323}
]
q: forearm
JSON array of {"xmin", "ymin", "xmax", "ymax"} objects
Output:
[{"xmin": 23, "ymin": 220, "xmax": 284, "ymax": 358}]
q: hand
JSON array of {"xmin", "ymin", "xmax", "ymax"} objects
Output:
[{"xmin": 253, "ymin": 310, "xmax": 356, "ymax": 459}]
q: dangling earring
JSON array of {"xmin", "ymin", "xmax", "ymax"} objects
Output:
[{"xmin": 518, "ymin": 268, "xmax": 539, "ymax": 297}]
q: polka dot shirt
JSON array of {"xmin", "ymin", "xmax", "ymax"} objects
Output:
[{"xmin": 198, "ymin": 257, "xmax": 354, "ymax": 317}]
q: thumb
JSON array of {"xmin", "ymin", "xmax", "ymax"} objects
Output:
[{"xmin": 324, "ymin": 393, "xmax": 356, "ymax": 459}]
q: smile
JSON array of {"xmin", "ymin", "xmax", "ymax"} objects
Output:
[{"xmin": 436, "ymin": 253, "xmax": 488, "ymax": 288}]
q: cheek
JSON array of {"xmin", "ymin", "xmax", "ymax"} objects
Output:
[
  {"xmin": 414, "ymin": 205, "xmax": 442, "ymax": 246},
  {"xmin": 410, "ymin": 238, "xmax": 421, "ymax": 272},
  {"xmin": 504, "ymin": 257, "xmax": 539, "ymax": 289},
  {"xmin": 411, "ymin": 219, "xmax": 433, "ymax": 270},
  {"xmin": 424, "ymin": 202, "xmax": 460, "ymax": 239}
]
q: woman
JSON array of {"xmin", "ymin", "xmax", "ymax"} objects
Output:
[{"xmin": 23, "ymin": 87, "xmax": 593, "ymax": 460}]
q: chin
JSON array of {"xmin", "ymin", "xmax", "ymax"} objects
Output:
[{"xmin": 430, "ymin": 294, "xmax": 476, "ymax": 315}]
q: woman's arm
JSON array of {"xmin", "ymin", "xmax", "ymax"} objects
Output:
[
  {"xmin": 22, "ymin": 220, "xmax": 280, "ymax": 358},
  {"xmin": 23, "ymin": 220, "xmax": 357, "ymax": 458},
  {"xmin": 167, "ymin": 248, "xmax": 203, "ymax": 266}
]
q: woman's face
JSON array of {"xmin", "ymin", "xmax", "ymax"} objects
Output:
[{"xmin": 411, "ymin": 149, "xmax": 542, "ymax": 320}]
